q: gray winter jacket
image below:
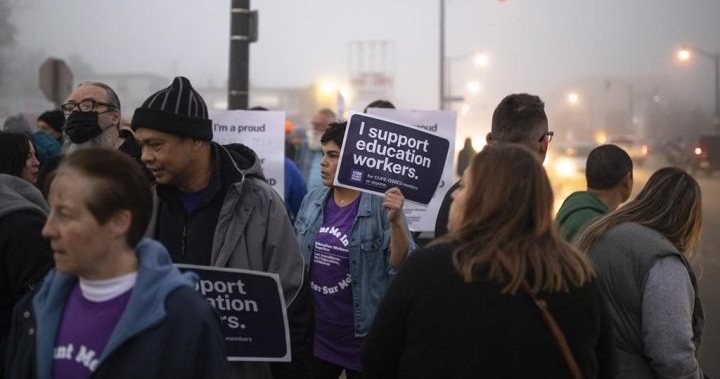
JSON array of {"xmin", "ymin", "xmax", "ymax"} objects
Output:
[
  {"xmin": 588, "ymin": 222, "xmax": 704, "ymax": 379},
  {"xmin": 148, "ymin": 143, "xmax": 304, "ymax": 379}
]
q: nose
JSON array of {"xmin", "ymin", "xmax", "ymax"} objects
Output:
[
  {"xmin": 31, "ymin": 155, "xmax": 40, "ymax": 167},
  {"xmin": 140, "ymin": 146, "xmax": 154, "ymax": 164},
  {"xmin": 41, "ymin": 214, "xmax": 56, "ymax": 240}
]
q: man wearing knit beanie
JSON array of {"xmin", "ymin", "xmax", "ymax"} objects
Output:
[
  {"xmin": 36, "ymin": 110, "xmax": 65, "ymax": 143},
  {"xmin": 132, "ymin": 76, "xmax": 305, "ymax": 379}
]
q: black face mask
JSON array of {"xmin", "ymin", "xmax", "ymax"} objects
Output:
[{"xmin": 64, "ymin": 111, "xmax": 105, "ymax": 144}]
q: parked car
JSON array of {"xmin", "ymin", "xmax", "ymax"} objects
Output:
[
  {"xmin": 689, "ymin": 134, "xmax": 720, "ymax": 176},
  {"xmin": 547, "ymin": 143, "xmax": 596, "ymax": 180},
  {"xmin": 608, "ymin": 135, "xmax": 649, "ymax": 166}
]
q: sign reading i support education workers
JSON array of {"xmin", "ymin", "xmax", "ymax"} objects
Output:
[
  {"xmin": 210, "ymin": 110, "xmax": 285, "ymax": 199},
  {"xmin": 367, "ymin": 108, "xmax": 457, "ymax": 232},
  {"xmin": 176, "ymin": 264, "xmax": 291, "ymax": 362},
  {"xmin": 334, "ymin": 113, "xmax": 449, "ymax": 205}
]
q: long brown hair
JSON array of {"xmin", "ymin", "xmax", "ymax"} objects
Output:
[
  {"xmin": 575, "ymin": 167, "xmax": 703, "ymax": 256},
  {"xmin": 435, "ymin": 144, "xmax": 594, "ymax": 295}
]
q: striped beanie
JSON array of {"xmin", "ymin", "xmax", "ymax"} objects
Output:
[{"xmin": 131, "ymin": 76, "xmax": 212, "ymax": 141}]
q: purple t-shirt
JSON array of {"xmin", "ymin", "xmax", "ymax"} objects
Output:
[
  {"xmin": 53, "ymin": 284, "xmax": 132, "ymax": 379},
  {"xmin": 178, "ymin": 187, "xmax": 209, "ymax": 214},
  {"xmin": 311, "ymin": 194, "xmax": 364, "ymax": 371}
]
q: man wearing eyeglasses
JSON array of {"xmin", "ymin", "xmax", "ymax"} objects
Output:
[
  {"xmin": 36, "ymin": 82, "xmax": 149, "ymax": 190},
  {"xmin": 60, "ymin": 82, "xmax": 141, "ymax": 159},
  {"xmin": 434, "ymin": 93, "xmax": 553, "ymax": 238}
]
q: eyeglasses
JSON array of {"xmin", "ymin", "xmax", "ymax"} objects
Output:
[
  {"xmin": 61, "ymin": 99, "xmax": 116, "ymax": 115},
  {"xmin": 538, "ymin": 131, "xmax": 554, "ymax": 143}
]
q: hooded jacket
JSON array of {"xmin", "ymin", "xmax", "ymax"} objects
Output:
[
  {"xmin": 0, "ymin": 174, "xmax": 53, "ymax": 373},
  {"xmin": 556, "ymin": 191, "xmax": 609, "ymax": 242},
  {"xmin": 5, "ymin": 238, "xmax": 230, "ymax": 379},
  {"xmin": 150, "ymin": 142, "xmax": 305, "ymax": 378}
]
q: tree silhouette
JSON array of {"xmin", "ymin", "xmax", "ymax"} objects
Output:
[{"xmin": 0, "ymin": 0, "xmax": 17, "ymax": 89}]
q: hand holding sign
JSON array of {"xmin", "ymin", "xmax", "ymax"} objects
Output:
[{"xmin": 383, "ymin": 187, "xmax": 405, "ymax": 224}]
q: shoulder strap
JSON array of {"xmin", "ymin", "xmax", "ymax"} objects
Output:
[{"xmin": 520, "ymin": 281, "xmax": 585, "ymax": 379}]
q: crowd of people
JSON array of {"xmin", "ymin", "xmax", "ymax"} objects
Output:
[{"xmin": 0, "ymin": 77, "xmax": 707, "ymax": 379}]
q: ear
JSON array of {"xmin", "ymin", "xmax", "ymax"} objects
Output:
[
  {"xmin": 485, "ymin": 132, "xmax": 492, "ymax": 144},
  {"xmin": 110, "ymin": 107, "xmax": 121, "ymax": 126},
  {"xmin": 539, "ymin": 138, "xmax": 549, "ymax": 157},
  {"xmin": 191, "ymin": 138, "xmax": 206, "ymax": 151},
  {"xmin": 621, "ymin": 171, "xmax": 634, "ymax": 199},
  {"xmin": 108, "ymin": 209, "xmax": 132, "ymax": 241}
]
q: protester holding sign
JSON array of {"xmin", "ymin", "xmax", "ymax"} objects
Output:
[
  {"xmin": 364, "ymin": 144, "xmax": 616, "ymax": 378},
  {"xmin": 6, "ymin": 148, "xmax": 230, "ymax": 378},
  {"xmin": 132, "ymin": 77, "xmax": 305, "ymax": 379},
  {"xmin": 294, "ymin": 122, "xmax": 416, "ymax": 379}
]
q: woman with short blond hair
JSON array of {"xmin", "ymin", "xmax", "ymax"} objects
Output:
[{"xmin": 364, "ymin": 144, "xmax": 616, "ymax": 378}]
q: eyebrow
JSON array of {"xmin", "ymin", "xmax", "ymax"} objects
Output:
[{"xmin": 67, "ymin": 96, "xmax": 101, "ymax": 103}]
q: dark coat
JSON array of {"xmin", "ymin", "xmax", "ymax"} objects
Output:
[
  {"xmin": 363, "ymin": 243, "xmax": 617, "ymax": 379},
  {"xmin": 0, "ymin": 174, "xmax": 53, "ymax": 374}
]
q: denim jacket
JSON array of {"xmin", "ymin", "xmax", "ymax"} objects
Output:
[{"xmin": 294, "ymin": 187, "xmax": 416, "ymax": 337}]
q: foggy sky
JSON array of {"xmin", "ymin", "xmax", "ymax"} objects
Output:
[{"xmin": 12, "ymin": 0, "xmax": 720, "ymax": 116}]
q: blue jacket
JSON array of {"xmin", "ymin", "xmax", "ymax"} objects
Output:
[
  {"xmin": 293, "ymin": 187, "xmax": 416, "ymax": 337},
  {"xmin": 284, "ymin": 158, "xmax": 308, "ymax": 221},
  {"xmin": 6, "ymin": 239, "xmax": 230, "ymax": 379}
]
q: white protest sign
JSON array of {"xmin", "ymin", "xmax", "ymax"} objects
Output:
[
  {"xmin": 210, "ymin": 110, "xmax": 285, "ymax": 199},
  {"xmin": 367, "ymin": 108, "xmax": 457, "ymax": 231}
]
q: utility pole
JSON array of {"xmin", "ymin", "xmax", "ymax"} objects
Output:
[
  {"xmin": 228, "ymin": 0, "xmax": 258, "ymax": 110},
  {"xmin": 439, "ymin": 0, "xmax": 445, "ymax": 110}
]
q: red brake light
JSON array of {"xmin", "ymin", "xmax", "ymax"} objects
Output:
[{"xmin": 694, "ymin": 147, "xmax": 703, "ymax": 156}]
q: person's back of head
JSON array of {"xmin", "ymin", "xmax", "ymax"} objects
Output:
[
  {"xmin": 363, "ymin": 99, "xmax": 395, "ymax": 113},
  {"xmin": 576, "ymin": 166, "xmax": 702, "ymax": 256},
  {"xmin": 489, "ymin": 94, "xmax": 549, "ymax": 157},
  {"xmin": 586, "ymin": 144, "xmax": 633, "ymax": 190},
  {"xmin": 2, "ymin": 114, "xmax": 32, "ymax": 135},
  {"xmin": 585, "ymin": 144, "xmax": 633, "ymax": 208},
  {"xmin": 444, "ymin": 143, "xmax": 593, "ymax": 294}
]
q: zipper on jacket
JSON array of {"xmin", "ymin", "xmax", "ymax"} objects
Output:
[{"xmin": 180, "ymin": 223, "xmax": 187, "ymax": 256}]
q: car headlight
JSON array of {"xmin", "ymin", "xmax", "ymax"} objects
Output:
[{"xmin": 554, "ymin": 158, "xmax": 577, "ymax": 178}]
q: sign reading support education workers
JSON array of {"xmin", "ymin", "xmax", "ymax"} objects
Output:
[
  {"xmin": 210, "ymin": 110, "xmax": 285, "ymax": 199},
  {"xmin": 334, "ymin": 113, "xmax": 449, "ymax": 205},
  {"xmin": 368, "ymin": 108, "xmax": 457, "ymax": 232},
  {"xmin": 176, "ymin": 264, "xmax": 291, "ymax": 362}
]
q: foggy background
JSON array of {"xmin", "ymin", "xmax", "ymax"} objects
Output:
[
  {"xmin": 2, "ymin": 0, "xmax": 720, "ymax": 146},
  {"xmin": 3, "ymin": 0, "xmax": 720, "ymax": 376}
]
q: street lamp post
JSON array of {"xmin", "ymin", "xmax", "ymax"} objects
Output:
[
  {"xmin": 677, "ymin": 44, "xmax": 720, "ymax": 130},
  {"xmin": 439, "ymin": 0, "xmax": 498, "ymax": 110},
  {"xmin": 443, "ymin": 52, "xmax": 486, "ymax": 109}
]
